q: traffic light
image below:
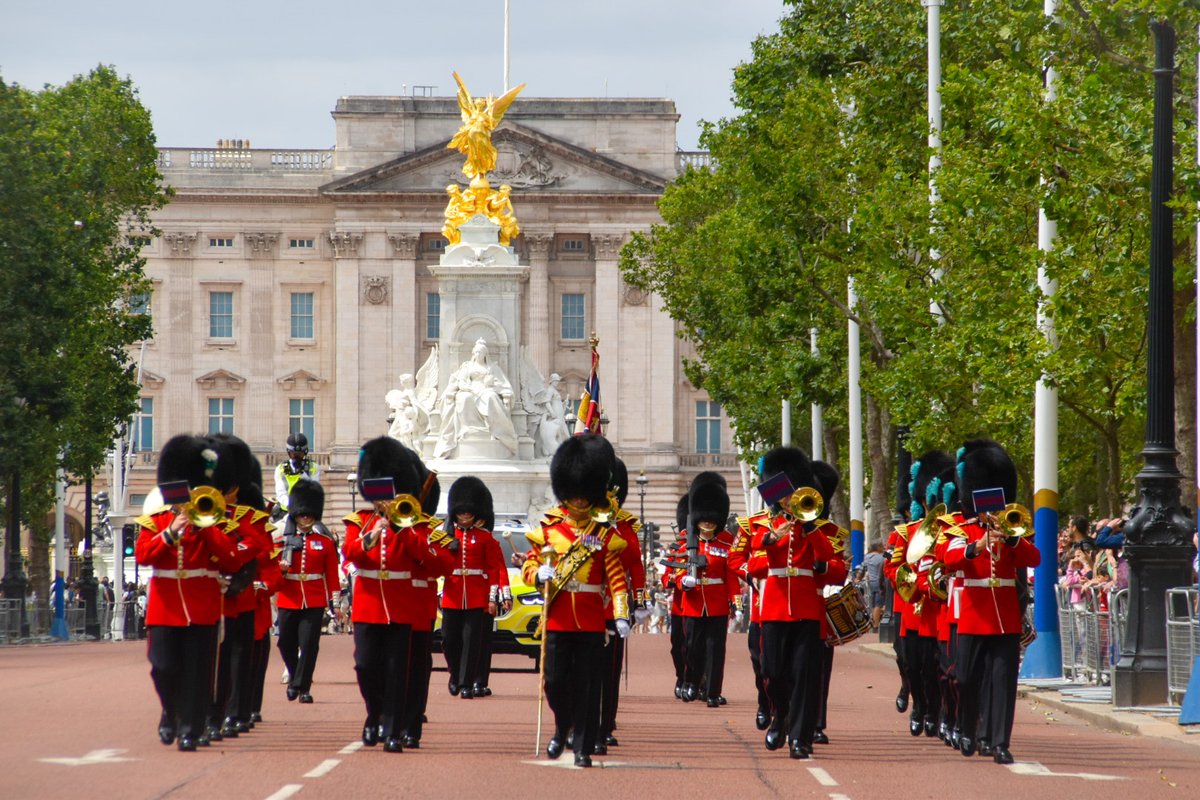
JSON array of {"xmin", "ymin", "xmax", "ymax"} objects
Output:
[{"xmin": 121, "ymin": 523, "xmax": 136, "ymax": 558}]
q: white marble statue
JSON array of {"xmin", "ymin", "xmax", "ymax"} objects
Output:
[
  {"xmin": 385, "ymin": 373, "xmax": 430, "ymax": 452},
  {"xmin": 434, "ymin": 339, "xmax": 518, "ymax": 458},
  {"xmin": 530, "ymin": 373, "xmax": 570, "ymax": 458}
]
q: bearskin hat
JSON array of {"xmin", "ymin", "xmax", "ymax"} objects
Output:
[
  {"xmin": 910, "ymin": 450, "xmax": 953, "ymax": 518},
  {"xmin": 688, "ymin": 473, "xmax": 730, "ymax": 527},
  {"xmin": 357, "ymin": 436, "xmax": 440, "ymax": 514},
  {"xmin": 761, "ymin": 446, "xmax": 816, "ymax": 494},
  {"xmin": 675, "ymin": 492, "xmax": 690, "ymax": 538},
  {"xmin": 811, "ymin": 460, "xmax": 840, "ymax": 513},
  {"xmin": 932, "ymin": 465, "xmax": 959, "ymax": 512},
  {"xmin": 448, "ymin": 476, "xmax": 494, "ymax": 524},
  {"xmin": 550, "ymin": 433, "xmax": 615, "ymax": 507},
  {"xmin": 611, "ymin": 458, "xmax": 630, "ymax": 507},
  {"xmin": 956, "ymin": 439, "xmax": 1017, "ymax": 515},
  {"xmin": 288, "ymin": 478, "xmax": 325, "ymax": 520},
  {"xmin": 157, "ymin": 434, "xmax": 221, "ymax": 489},
  {"xmin": 206, "ymin": 433, "xmax": 253, "ymax": 494}
]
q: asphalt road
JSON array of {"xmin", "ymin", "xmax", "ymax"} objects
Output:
[{"xmin": 2, "ymin": 631, "xmax": 1197, "ymax": 799}]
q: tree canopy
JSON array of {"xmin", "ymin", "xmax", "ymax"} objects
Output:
[{"xmin": 621, "ymin": 1, "xmax": 1199, "ymax": 528}]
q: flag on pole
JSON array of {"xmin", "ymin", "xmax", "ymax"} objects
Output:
[{"xmin": 574, "ymin": 334, "xmax": 602, "ymax": 435}]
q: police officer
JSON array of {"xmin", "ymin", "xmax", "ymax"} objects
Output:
[{"xmin": 274, "ymin": 433, "xmax": 319, "ymax": 518}]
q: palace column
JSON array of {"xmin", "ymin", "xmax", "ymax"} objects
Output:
[
  {"xmin": 525, "ymin": 233, "xmax": 554, "ymax": 377},
  {"xmin": 329, "ymin": 229, "xmax": 364, "ymax": 469},
  {"xmin": 244, "ymin": 232, "xmax": 279, "ymax": 452}
]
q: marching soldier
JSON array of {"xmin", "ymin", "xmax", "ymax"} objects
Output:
[
  {"xmin": 943, "ymin": 439, "xmax": 1040, "ymax": 765},
  {"xmin": 440, "ymin": 476, "xmax": 509, "ymax": 700},
  {"xmin": 523, "ymin": 434, "xmax": 631, "ymax": 768},
  {"xmin": 276, "ymin": 479, "xmax": 339, "ymax": 705},
  {"xmin": 343, "ymin": 437, "xmax": 443, "ymax": 753},
  {"xmin": 668, "ymin": 493, "xmax": 689, "ymax": 699},
  {"xmin": 745, "ymin": 447, "xmax": 836, "ymax": 760},
  {"xmin": 674, "ymin": 472, "xmax": 737, "ymax": 707},
  {"xmin": 810, "ymin": 461, "xmax": 848, "ymax": 746},
  {"xmin": 596, "ymin": 459, "xmax": 646, "ymax": 751},
  {"xmin": 240, "ymin": 456, "xmax": 282, "ymax": 727},
  {"xmin": 730, "ymin": 503, "xmax": 770, "ymax": 732},
  {"xmin": 931, "ymin": 466, "xmax": 964, "ymax": 748},
  {"xmin": 135, "ymin": 435, "xmax": 241, "ymax": 751}
]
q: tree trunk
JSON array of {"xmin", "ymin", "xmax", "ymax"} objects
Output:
[
  {"xmin": 865, "ymin": 392, "xmax": 892, "ymax": 548},
  {"xmin": 27, "ymin": 519, "xmax": 52, "ymax": 605},
  {"xmin": 822, "ymin": 425, "xmax": 849, "ymax": 532},
  {"xmin": 1104, "ymin": 418, "xmax": 1123, "ymax": 518},
  {"xmin": 1174, "ymin": 283, "xmax": 1197, "ymax": 514}
]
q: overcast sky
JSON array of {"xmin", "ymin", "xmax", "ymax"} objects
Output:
[{"xmin": 1, "ymin": 1, "xmax": 787, "ymax": 151}]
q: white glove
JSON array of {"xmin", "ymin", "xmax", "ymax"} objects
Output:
[
  {"xmin": 734, "ymin": 610, "xmax": 745, "ymax": 623},
  {"xmin": 615, "ymin": 618, "xmax": 631, "ymax": 638},
  {"xmin": 681, "ymin": 575, "xmax": 698, "ymax": 589},
  {"xmin": 537, "ymin": 564, "xmax": 556, "ymax": 584},
  {"xmin": 633, "ymin": 608, "xmax": 651, "ymax": 624}
]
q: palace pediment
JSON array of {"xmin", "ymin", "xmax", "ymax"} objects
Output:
[
  {"xmin": 195, "ymin": 369, "xmax": 245, "ymax": 390},
  {"xmin": 320, "ymin": 122, "xmax": 667, "ymax": 197}
]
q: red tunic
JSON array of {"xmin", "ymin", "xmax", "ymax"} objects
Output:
[
  {"xmin": 730, "ymin": 517, "xmax": 760, "ymax": 623},
  {"xmin": 343, "ymin": 510, "xmax": 444, "ymax": 626},
  {"xmin": 885, "ymin": 522, "xmax": 921, "ymax": 632},
  {"xmin": 746, "ymin": 517, "xmax": 836, "ymax": 622},
  {"xmin": 941, "ymin": 520, "xmax": 1041, "ymax": 636},
  {"xmin": 521, "ymin": 509, "xmax": 630, "ymax": 633},
  {"xmin": 673, "ymin": 530, "xmax": 740, "ymax": 618},
  {"xmin": 135, "ymin": 509, "xmax": 242, "ymax": 626},
  {"xmin": 441, "ymin": 524, "xmax": 506, "ymax": 610},
  {"xmin": 224, "ymin": 505, "xmax": 270, "ymax": 617},
  {"xmin": 605, "ymin": 511, "xmax": 646, "ymax": 620},
  {"xmin": 253, "ymin": 556, "xmax": 284, "ymax": 639},
  {"xmin": 277, "ymin": 527, "xmax": 340, "ymax": 611},
  {"xmin": 413, "ymin": 531, "xmax": 454, "ymax": 632}
]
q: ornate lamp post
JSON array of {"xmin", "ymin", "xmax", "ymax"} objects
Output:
[
  {"xmin": 636, "ymin": 470, "xmax": 649, "ymax": 573},
  {"xmin": 1112, "ymin": 20, "xmax": 1196, "ymax": 708},
  {"xmin": 80, "ymin": 478, "xmax": 100, "ymax": 638},
  {"xmin": 348, "ymin": 472, "xmax": 358, "ymax": 513}
]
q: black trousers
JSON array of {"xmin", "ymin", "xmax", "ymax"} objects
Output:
[
  {"xmin": 669, "ymin": 612, "xmax": 686, "ymax": 684},
  {"xmin": 957, "ymin": 633, "xmax": 1020, "ymax": 749},
  {"xmin": 353, "ymin": 621, "xmax": 412, "ymax": 739},
  {"xmin": 277, "ymin": 606, "xmax": 324, "ymax": 692},
  {"xmin": 902, "ymin": 631, "xmax": 939, "ymax": 721},
  {"xmin": 249, "ymin": 633, "xmax": 271, "ymax": 716},
  {"xmin": 938, "ymin": 627, "xmax": 959, "ymax": 730},
  {"xmin": 402, "ymin": 628, "xmax": 433, "ymax": 741},
  {"xmin": 599, "ymin": 628, "xmax": 624, "ymax": 738},
  {"xmin": 760, "ymin": 619, "xmax": 822, "ymax": 746},
  {"xmin": 478, "ymin": 612, "xmax": 495, "ymax": 688},
  {"xmin": 747, "ymin": 621, "xmax": 769, "ymax": 712},
  {"xmin": 222, "ymin": 611, "xmax": 256, "ymax": 722},
  {"xmin": 816, "ymin": 643, "xmax": 835, "ymax": 731},
  {"xmin": 893, "ymin": 627, "xmax": 909, "ymax": 694},
  {"xmin": 441, "ymin": 607, "xmax": 486, "ymax": 691},
  {"xmin": 147, "ymin": 623, "xmax": 216, "ymax": 741},
  {"xmin": 683, "ymin": 614, "xmax": 728, "ymax": 700},
  {"xmin": 544, "ymin": 630, "xmax": 604, "ymax": 756}
]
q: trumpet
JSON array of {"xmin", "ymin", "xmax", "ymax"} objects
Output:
[
  {"xmin": 183, "ymin": 486, "xmax": 226, "ymax": 529},
  {"xmin": 785, "ymin": 486, "xmax": 824, "ymax": 523},
  {"xmin": 384, "ymin": 493, "xmax": 423, "ymax": 528},
  {"xmin": 994, "ymin": 503, "xmax": 1032, "ymax": 538}
]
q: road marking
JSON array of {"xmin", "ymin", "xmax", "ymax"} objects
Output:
[
  {"xmin": 39, "ymin": 749, "xmax": 136, "ymax": 767},
  {"xmin": 523, "ymin": 759, "xmax": 684, "ymax": 770},
  {"xmin": 829, "ymin": 794, "xmax": 852, "ymax": 800},
  {"xmin": 264, "ymin": 785, "xmax": 304, "ymax": 800},
  {"xmin": 339, "ymin": 741, "xmax": 363, "ymax": 755},
  {"xmin": 1008, "ymin": 762, "xmax": 1127, "ymax": 781},
  {"xmin": 808, "ymin": 767, "xmax": 838, "ymax": 786},
  {"xmin": 303, "ymin": 759, "xmax": 340, "ymax": 778}
]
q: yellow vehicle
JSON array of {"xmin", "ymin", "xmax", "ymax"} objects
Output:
[{"xmin": 433, "ymin": 518, "xmax": 543, "ymax": 665}]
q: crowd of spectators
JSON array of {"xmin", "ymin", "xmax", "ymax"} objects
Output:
[{"xmin": 1057, "ymin": 515, "xmax": 1130, "ymax": 603}]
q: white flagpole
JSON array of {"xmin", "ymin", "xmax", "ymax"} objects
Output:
[
  {"xmin": 810, "ymin": 328, "xmax": 823, "ymax": 461},
  {"xmin": 503, "ymin": 0, "xmax": 511, "ymax": 93},
  {"xmin": 848, "ymin": 280, "xmax": 864, "ymax": 567}
]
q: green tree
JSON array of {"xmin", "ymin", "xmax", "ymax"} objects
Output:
[{"xmin": 0, "ymin": 66, "xmax": 167, "ymax": 597}]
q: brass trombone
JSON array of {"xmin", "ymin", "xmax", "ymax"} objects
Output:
[{"xmin": 384, "ymin": 493, "xmax": 423, "ymax": 528}]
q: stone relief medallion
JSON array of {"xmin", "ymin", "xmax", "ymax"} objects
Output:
[
  {"xmin": 362, "ymin": 275, "xmax": 390, "ymax": 305},
  {"xmin": 622, "ymin": 281, "xmax": 647, "ymax": 307}
]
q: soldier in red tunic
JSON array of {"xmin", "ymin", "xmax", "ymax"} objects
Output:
[
  {"xmin": 276, "ymin": 478, "xmax": 338, "ymax": 705},
  {"xmin": 942, "ymin": 439, "xmax": 1040, "ymax": 765},
  {"xmin": 668, "ymin": 493, "xmax": 689, "ymax": 699},
  {"xmin": 441, "ymin": 476, "xmax": 508, "ymax": 700},
  {"xmin": 522, "ymin": 434, "xmax": 631, "ymax": 768},
  {"xmin": 135, "ymin": 435, "xmax": 242, "ymax": 751},
  {"xmin": 343, "ymin": 437, "xmax": 444, "ymax": 753},
  {"xmin": 730, "ymin": 494, "xmax": 770, "ymax": 732},
  {"xmin": 239, "ymin": 456, "xmax": 282, "ymax": 728},
  {"xmin": 674, "ymin": 472, "xmax": 737, "ymax": 707}
]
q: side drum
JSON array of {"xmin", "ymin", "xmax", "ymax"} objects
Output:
[{"xmin": 824, "ymin": 583, "xmax": 872, "ymax": 646}]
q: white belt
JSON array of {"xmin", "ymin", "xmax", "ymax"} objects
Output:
[
  {"xmin": 285, "ymin": 573, "xmax": 324, "ymax": 582},
  {"xmin": 560, "ymin": 580, "xmax": 603, "ymax": 594},
  {"xmin": 356, "ymin": 570, "xmax": 412, "ymax": 581},
  {"xmin": 963, "ymin": 578, "xmax": 1015, "ymax": 588},
  {"xmin": 452, "ymin": 569, "xmax": 486, "ymax": 576},
  {"xmin": 699, "ymin": 577, "xmax": 725, "ymax": 586},
  {"xmin": 153, "ymin": 569, "xmax": 218, "ymax": 580},
  {"xmin": 767, "ymin": 567, "xmax": 814, "ymax": 578},
  {"xmin": 412, "ymin": 579, "xmax": 429, "ymax": 588}
]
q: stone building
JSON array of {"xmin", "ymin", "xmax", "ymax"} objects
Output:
[{"xmin": 64, "ymin": 93, "xmax": 743, "ymax": 569}]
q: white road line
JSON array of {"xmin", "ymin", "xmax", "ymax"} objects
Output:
[
  {"xmin": 264, "ymin": 785, "xmax": 304, "ymax": 800},
  {"xmin": 808, "ymin": 767, "xmax": 838, "ymax": 786},
  {"xmin": 339, "ymin": 741, "xmax": 363, "ymax": 755},
  {"xmin": 829, "ymin": 794, "xmax": 853, "ymax": 800},
  {"xmin": 1008, "ymin": 762, "xmax": 1127, "ymax": 781},
  {"xmin": 303, "ymin": 759, "xmax": 341, "ymax": 778}
]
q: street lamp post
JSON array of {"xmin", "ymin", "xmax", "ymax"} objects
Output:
[
  {"xmin": 348, "ymin": 472, "xmax": 358, "ymax": 513},
  {"xmin": 636, "ymin": 470, "xmax": 648, "ymax": 573},
  {"xmin": 81, "ymin": 478, "xmax": 100, "ymax": 638}
]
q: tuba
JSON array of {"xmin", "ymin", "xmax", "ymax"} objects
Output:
[
  {"xmin": 184, "ymin": 486, "xmax": 226, "ymax": 529},
  {"xmin": 906, "ymin": 503, "xmax": 945, "ymax": 564},
  {"xmin": 385, "ymin": 493, "xmax": 423, "ymax": 528}
]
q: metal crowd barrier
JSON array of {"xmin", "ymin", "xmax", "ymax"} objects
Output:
[
  {"xmin": 0, "ymin": 599, "xmax": 22, "ymax": 642},
  {"xmin": 1166, "ymin": 587, "xmax": 1198, "ymax": 705},
  {"xmin": 1056, "ymin": 584, "xmax": 1083, "ymax": 680},
  {"xmin": 1081, "ymin": 586, "xmax": 1113, "ymax": 685},
  {"xmin": 1056, "ymin": 583, "xmax": 1123, "ymax": 685}
]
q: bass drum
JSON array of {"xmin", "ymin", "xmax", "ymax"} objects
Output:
[{"xmin": 824, "ymin": 582, "xmax": 872, "ymax": 646}]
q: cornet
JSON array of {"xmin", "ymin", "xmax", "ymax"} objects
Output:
[
  {"xmin": 383, "ymin": 493, "xmax": 423, "ymax": 528},
  {"xmin": 183, "ymin": 486, "xmax": 226, "ymax": 529}
]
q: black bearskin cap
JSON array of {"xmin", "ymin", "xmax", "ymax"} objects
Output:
[
  {"xmin": 811, "ymin": 460, "xmax": 840, "ymax": 513},
  {"xmin": 157, "ymin": 434, "xmax": 220, "ymax": 489},
  {"xmin": 912, "ymin": 450, "xmax": 953, "ymax": 514},
  {"xmin": 932, "ymin": 465, "xmax": 959, "ymax": 512},
  {"xmin": 689, "ymin": 473, "xmax": 730, "ymax": 526},
  {"xmin": 288, "ymin": 479, "xmax": 325, "ymax": 520},
  {"xmin": 761, "ymin": 446, "xmax": 816, "ymax": 493},
  {"xmin": 675, "ymin": 493, "xmax": 690, "ymax": 537},
  {"xmin": 206, "ymin": 433, "xmax": 253, "ymax": 494},
  {"xmin": 957, "ymin": 439, "xmax": 1017, "ymax": 515},
  {"xmin": 448, "ymin": 476, "xmax": 494, "ymax": 523},
  {"xmin": 550, "ymin": 433, "xmax": 615, "ymax": 507},
  {"xmin": 239, "ymin": 454, "xmax": 267, "ymax": 511},
  {"xmin": 357, "ymin": 436, "xmax": 440, "ymax": 514},
  {"xmin": 611, "ymin": 459, "xmax": 630, "ymax": 507}
]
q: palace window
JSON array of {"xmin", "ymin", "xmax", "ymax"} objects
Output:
[
  {"xmin": 289, "ymin": 238, "xmax": 315, "ymax": 249},
  {"xmin": 290, "ymin": 292, "xmax": 314, "ymax": 339},
  {"xmin": 209, "ymin": 291, "xmax": 233, "ymax": 338},
  {"xmin": 133, "ymin": 398, "xmax": 154, "ymax": 452},
  {"xmin": 208, "ymin": 398, "xmax": 235, "ymax": 434},
  {"xmin": 696, "ymin": 400, "xmax": 722, "ymax": 454},
  {"xmin": 426, "ymin": 293, "xmax": 441, "ymax": 340},
  {"xmin": 561, "ymin": 293, "xmax": 585, "ymax": 340},
  {"xmin": 209, "ymin": 237, "xmax": 234, "ymax": 248},
  {"xmin": 289, "ymin": 398, "xmax": 315, "ymax": 445}
]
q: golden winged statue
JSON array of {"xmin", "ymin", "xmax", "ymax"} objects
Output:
[{"xmin": 449, "ymin": 72, "xmax": 526, "ymax": 179}]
